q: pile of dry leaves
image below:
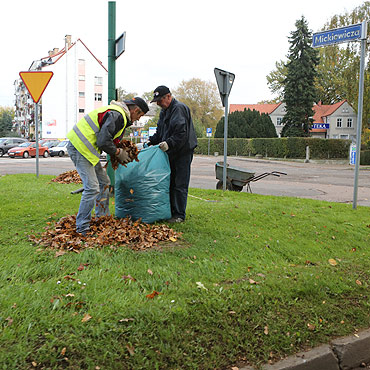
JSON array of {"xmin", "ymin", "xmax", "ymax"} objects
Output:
[
  {"xmin": 29, "ymin": 215, "xmax": 181, "ymax": 253},
  {"xmin": 108, "ymin": 140, "xmax": 140, "ymax": 170},
  {"xmin": 51, "ymin": 170, "xmax": 82, "ymax": 184}
]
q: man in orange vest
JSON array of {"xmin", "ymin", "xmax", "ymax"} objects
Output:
[{"xmin": 67, "ymin": 97, "xmax": 149, "ymax": 235}]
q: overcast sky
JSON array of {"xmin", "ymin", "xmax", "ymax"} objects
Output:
[{"xmin": 0, "ymin": 0, "xmax": 365, "ymax": 107}]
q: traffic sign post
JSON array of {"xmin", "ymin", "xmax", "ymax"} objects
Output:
[
  {"xmin": 206, "ymin": 128, "xmax": 212, "ymax": 156},
  {"xmin": 313, "ymin": 20, "xmax": 368, "ymax": 209},
  {"xmin": 19, "ymin": 71, "xmax": 54, "ymax": 178},
  {"xmin": 214, "ymin": 68, "xmax": 235, "ymax": 191}
]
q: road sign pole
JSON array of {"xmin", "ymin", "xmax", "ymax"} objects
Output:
[
  {"xmin": 352, "ymin": 20, "xmax": 368, "ymax": 209},
  {"xmin": 35, "ymin": 102, "xmax": 39, "ymax": 178},
  {"xmin": 223, "ymin": 78, "xmax": 229, "ymax": 191}
]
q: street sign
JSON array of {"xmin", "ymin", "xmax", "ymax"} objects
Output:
[
  {"xmin": 19, "ymin": 71, "xmax": 54, "ymax": 103},
  {"xmin": 214, "ymin": 68, "xmax": 235, "ymax": 107},
  {"xmin": 350, "ymin": 144, "xmax": 356, "ymax": 165},
  {"xmin": 115, "ymin": 31, "xmax": 126, "ymax": 59},
  {"xmin": 313, "ymin": 23, "xmax": 362, "ymax": 48},
  {"xmin": 134, "ymin": 131, "xmax": 138, "ymax": 137},
  {"xmin": 206, "ymin": 128, "xmax": 212, "ymax": 137}
]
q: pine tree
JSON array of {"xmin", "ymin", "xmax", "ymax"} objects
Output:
[{"xmin": 281, "ymin": 16, "xmax": 319, "ymax": 137}]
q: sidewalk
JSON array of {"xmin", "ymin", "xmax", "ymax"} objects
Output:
[{"xmin": 238, "ymin": 328, "xmax": 370, "ymax": 370}]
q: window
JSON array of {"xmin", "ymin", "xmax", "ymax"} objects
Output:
[
  {"xmin": 336, "ymin": 118, "xmax": 342, "ymax": 128},
  {"xmin": 79, "ymin": 75, "xmax": 85, "ymax": 81},
  {"xmin": 79, "ymin": 92, "xmax": 85, "ymax": 97},
  {"xmin": 94, "ymin": 76, "xmax": 103, "ymax": 86},
  {"xmin": 276, "ymin": 117, "xmax": 283, "ymax": 126},
  {"xmin": 94, "ymin": 93, "xmax": 102, "ymax": 101},
  {"xmin": 79, "ymin": 109, "xmax": 85, "ymax": 113},
  {"xmin": 347, "ymin": 118, "xmax": 353, "ymax": 128},
  {"xmin": 340, "ymin": 134, "xmax": 349, "ymax": 139}
]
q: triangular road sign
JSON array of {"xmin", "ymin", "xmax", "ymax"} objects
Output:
[
  {"xmin": 214, "ymin": 68, "xmax": 235, "ymax": 107},
  {"xmin": 19, "ymin": 71, "xmax": 54, "ymax": 103}
]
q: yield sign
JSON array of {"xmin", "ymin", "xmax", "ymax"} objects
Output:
[{"xmin": 19, "ymin": 71, "xmax": 54, "ymax": 103}]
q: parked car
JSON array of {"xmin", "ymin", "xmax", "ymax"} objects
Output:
[
  {"xmin": 8, "ymin": 142, "xmax": 50, "ymax": 158},
  {"xmin": 41, "ymin": 140, "xmax": 60, "ymax": 149},
  {"xmin": 49, "ymin": 140, "xmax": 69, "ymax": 157},
  {"xmin": 0, "ymin": 137, "xmax": 28, "ymax": 156}
]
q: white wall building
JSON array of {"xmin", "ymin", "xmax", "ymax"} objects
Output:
[{"xmin": 14, "ymin": 35, "xmax": 108, "ymax": 140}]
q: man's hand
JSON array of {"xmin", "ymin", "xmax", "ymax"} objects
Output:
[
  {"xmin": 116, "ymin": 148, "xmax": 130, "ymax": 164},
  {"xmin": 159, "ymin": 141, "xmax": 169, "ymax": 152}
]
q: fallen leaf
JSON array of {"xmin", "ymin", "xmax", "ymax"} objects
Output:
[
  {"xmin": 81, "ymin": 313, "xmax": 92, "ymax": 322},
  {"xmin": 32, "ymin": 362, "xmax": 37, "ymax": 367},
  {"xmin": 77, "ymin": 264, "xmax": 85, "ymax": 271},
  {"xmin": 55, "ymin": 251, "xmax": 66, "ymax": 258},
  {"xmin": 65, "ymin": 293, "xmax": 75, "ymax": 297},
  {"xmin": 61, "ymin": 347, "xmax": 67, "ymax": 356},
  {"xmin": 249, "ymin": 279, "xmax": 257, "ymax": 285},
  {"xmin": 126, "ymin": 344, "xmax": 135, "ymax": 356},
  {"xmin": 328, "ymin": 258, "xmax": 337, "ymax": 266},
  {"xmin": 232, "ymin": 367, "xmax": 239, "ymax": 370},
  {"xmin": 196, "ymin": 282, "xmax": 208, "ymax": 290},
  {"xmin": 129, "ymin": 189, "xmax": 134, "ymax": 194},
  {"xmin": 119, "ymin": 318, "xmax": 135, "ymax": 322},
  {"xmin": 169, "ymin": 237, "xmax": 177, "ymax": 242},
  {"xmin": 307, "ymin": 323, "xmax": 316, "ymax": 331},
  {"xmin": 356, "ymin": 280, "xmax": 362, "ymax": 286},
  {"xmin": 147, "ymin": 269, "xmax": 153, "ymax": 275},
  {"xmin": 264, "ymin": 325, "xmax": 269, "ymax": 335},
  {"xmin": 5, "ymin": 317, "xmax": 13, "ymax": 326},
  {"xmin": 146, "ymin": 291, "xmax": 161, "ymax": 299}
]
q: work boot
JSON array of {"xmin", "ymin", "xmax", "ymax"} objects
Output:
[{"xmin": 167, "ymin": 217, "xmax": 185, "ymax": 224}]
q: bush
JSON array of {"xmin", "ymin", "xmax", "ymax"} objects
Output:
[
  {"xmin": 195, "ymin": 138, "xmax": 351, "ymax": 159},
  {"xmin": 360, "ymin": 150, "xmax": 370, "ymax": 165}
]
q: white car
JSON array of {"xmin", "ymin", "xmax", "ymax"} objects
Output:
[{"xmin": 49, "ymin": 140, "xmax": 69, "ymax": 157}]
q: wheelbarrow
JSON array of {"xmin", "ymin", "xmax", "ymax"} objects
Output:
[{"xmin": 215, "ymin": 162, "xmax": 287, "ymax": 193}]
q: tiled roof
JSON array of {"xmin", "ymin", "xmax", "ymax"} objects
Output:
[
  {"xmin": 312, "ymin": 100, "xmax": 346, "ymax": 123},
  {"xmin": 230, "ymin": 103, "xmax": 282, "ymax": 114}
]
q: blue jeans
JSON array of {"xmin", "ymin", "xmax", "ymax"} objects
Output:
[{"xmin": 67, "ymin": 142, "xmax": 110, "ymax": 234}]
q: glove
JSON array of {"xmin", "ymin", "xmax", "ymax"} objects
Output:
[
  {"xmin": 159, "ymin": 141, "xmax": 169, "ymax": 152},
  {"xmin": 116, "ymin": 148, "xmax": 130, "ymax": 165}
]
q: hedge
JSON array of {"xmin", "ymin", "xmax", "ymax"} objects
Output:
[
  {"xmin": 194, "ymin": 138, "xmax": 352, "ymax": 159},
  {"xmin": 360, "ymin": 150, "xmax": 370, "ymax": 165}
]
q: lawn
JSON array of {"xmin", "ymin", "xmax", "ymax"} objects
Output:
[{"xmin": 0, "ymin": 174, "xmax": 369, "ymax": 369}]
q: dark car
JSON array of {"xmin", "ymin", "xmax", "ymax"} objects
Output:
[{"xmin": 0, "ymin": 137, "xmax": 28, "ymax": 156}]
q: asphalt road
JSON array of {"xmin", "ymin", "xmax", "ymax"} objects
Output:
[{"xmin": 1, "ymin": 154, "xmax": 370, "ymax": 207}]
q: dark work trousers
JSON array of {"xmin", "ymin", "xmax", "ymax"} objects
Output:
[{"xmin": 168, "ymin": 151, "xmax": 194, "ymax": 220}]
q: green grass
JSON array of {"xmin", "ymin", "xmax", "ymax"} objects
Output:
[{"xmin": 1, "ymin": 173, "xmax": 370, "ymax": 369}]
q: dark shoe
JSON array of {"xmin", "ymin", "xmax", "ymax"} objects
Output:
[{"xmin": 167, "ymin": 217, "xmax": 185, "ymax": 224}]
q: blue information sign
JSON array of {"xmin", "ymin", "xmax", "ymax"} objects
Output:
[
  {"xmin": 313, "ymin": 23, "xmax": 362, "ymax": 48},
  {"xmin": 312, "ymin": 123, "xmax": 329, "ymax": 129}
]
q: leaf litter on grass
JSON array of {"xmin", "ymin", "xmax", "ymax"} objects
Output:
[{"xmin": 29, "ymin": 214, "xmax": 181, "ymax": 252}]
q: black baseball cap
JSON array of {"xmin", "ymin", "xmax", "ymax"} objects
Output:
[
  {"xmin": 124, "ymin": 97, "xmax": 149, "ymax": 114},
  {"xmin": 150, "ymin": 85, "xmax": 171, "ymax": 103}
]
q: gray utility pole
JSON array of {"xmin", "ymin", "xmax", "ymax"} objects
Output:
[{"xmin": 352, "ymin": 20, "xmax": 368, "ymax": 209}]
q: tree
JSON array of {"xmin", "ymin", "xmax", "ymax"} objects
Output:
[
  {"xmin": 214, "ymin": 109, "xmax": 277, "ymax": 138},
  {"xmin": 266, "ymin": 60, "xmax": 287, "ymax": 101},
  {"xmin": 172, "ymin": 78, "xmax": 223, "ymax": 135},
  {"xmin": 281, "ymin": 16, "xmax": 319, "ymax": 137},
  {"xmin": 0, "ymin": 107, "xmax": 14, "ymax": 136},
  {"xmin": 267, "ymin": 3, "xmax": 370, "ymax": 133},
  {"xmin": 116, "ymin": 88, "xmax": 136, "ymax": 101}
]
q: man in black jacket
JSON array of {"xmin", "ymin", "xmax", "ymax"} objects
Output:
[{"xmin": 147, "ymin": 85, "xmax": 197, "ymax": 223}]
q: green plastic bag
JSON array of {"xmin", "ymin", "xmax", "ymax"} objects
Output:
[{"xmin": 115, "ymin": 145, "xmax": 171, "ymax": 223}]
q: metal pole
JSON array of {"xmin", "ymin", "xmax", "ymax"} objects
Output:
[
  {"xmin": 35, "ymin": 102, "xmax": 39, "ymax": 178},
  {"xmin": 108, "ymin": 1, "xmax": 116, "ymax": 103},
  {"xmin": 223, "ymin": 75, "xmax": 229, "ymax": 191},
  {"xmin": 107, "ymin": 1, "xmax": 116, "ymax": 189},
  {"xmin": 352, "ymin": 20, "xmax": 367, "ymax": 209},
  {"xmin": 208, "ymin": 136, "xmax": 210, "ymax": 156},
  {"xmin": 65, "ymin": 36, "xmax": 69, "ymax": 138}
]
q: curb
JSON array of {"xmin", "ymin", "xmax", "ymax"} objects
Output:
[{"xmin": 238, "ymin": 329, "xmax": 370, "ymax": 370}]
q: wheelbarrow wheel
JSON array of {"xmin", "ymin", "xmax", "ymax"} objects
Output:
[
  {"xmin": 216, "ymin": 180, "xmax": 233, "ymax": 191},
  {"xmin": 231, "ymin": 184, "xmax": 243, "ymax": 192}
]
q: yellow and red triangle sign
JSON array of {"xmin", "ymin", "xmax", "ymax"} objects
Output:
[{"xmin": 19, "ymin": 71, "xmax": 54, "ymax": 103}]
